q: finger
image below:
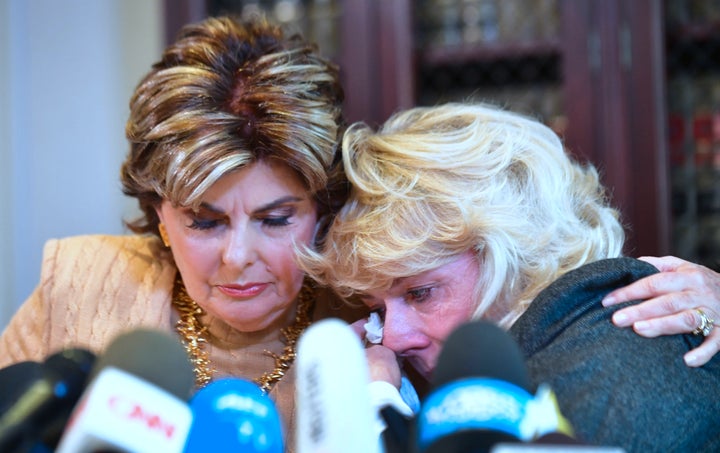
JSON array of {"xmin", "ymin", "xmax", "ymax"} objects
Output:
[
  {"xmin": 602, "ymin": 272, "xmax": 688, "ymax": 307},
  {"xmin": 610, "ymin": 294, "xmax": 689, "ymax": 327},
  {"xmin": 349, "ymin": 317, "xmax": 368, "ymax": 339},
  {"xmin": 684, "ymin": 332, "xmax": 720, "ymax": 367},
  {"xmin": 630, "ymin": 308, "xmax": 700, "ymax": 337},
  {"xmin": 636, "ymin": 255, "xmax": 689, "ymax": 272},
  {"xmin": 365, "ymin": 345, "xmax": 402, "ymax": 386},
  {"xmin": 631, "ymin": 306, "xmax": 718, "ymax": 337}
]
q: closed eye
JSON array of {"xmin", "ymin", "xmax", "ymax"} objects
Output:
[
  {"xmin": 188, "ymin": 216, "xmax": 224, "ymax": 230},
  {"xmin": 185, "ymin": 204, "xmax": 226, "ymax": 231},
  {"xmin": 261, "ymin": 215, "xmax": 292, "ymax": 228},
  {"xmin": 255, "ymin": 197, "xmax": 301, "ymax": 229}
]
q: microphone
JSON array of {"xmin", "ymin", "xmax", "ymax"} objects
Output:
[
  {"xmin": 183, "ymin": 377, "xmax": 284, "ymax": 452},
  {"xmin": 295, "ymin": 318, "xmax": 381, "ymax": 453},
  {"xmin": 55, "ymin": 328, "xmax": 195, "ymax": 453},
  {"xmin": 380, "ymin": 405, "xmax": 413, "ymax": 453},
  {"xmin": 0, "ymin": 348, "xmax": 96, "ymax": 453},
  {"xmin": 0, "ymin": 361, "xmax": 45, "ymax": 413},
  {"xmin": 415, "ymin": 320, "xmax": 573, "ymax": 453}
]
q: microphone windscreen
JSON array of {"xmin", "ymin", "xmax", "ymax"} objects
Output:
[
  {"xmin": 295, "ymin": 318, "xmax": 380, "ymax": 453},
  {"xmin": 432, "ymin": 320, "xmax": 530, "ymax": 391},
  {"xmin": 184, "ymin": 378, "xmax": 284, "ymax": 452},
  {"xmin": 55, "ymin": 329, "xmax": 194, "ymax": 453},
  {"xmin": 417, "ymin": 321, "xmax": 534, "ymax": 453},
  {"xmin": 44, "ymin": 348, "xmax": 97, "ymax": 395},
  {"xmin": 0, "ymin": 361, "xmax": 44, "ymax": 413},
  {"xmin": 89, "ymin": 328, "xmax": 195, "ymax": 400},
  {"xmin": 0, "ymin": 348, "xmax": 96, "ymax": 453},
  {"xmin": 380, "ymin": 405, "xmax": 412, "ymax": 453},
  {"xmin": 38, "ymin": 348, "xmax": 97, "ymax": 447}
]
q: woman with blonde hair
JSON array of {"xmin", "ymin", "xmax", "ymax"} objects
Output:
[{"xmin": 303, "ymin": 102, "xmax": 720, "ymax": 451}]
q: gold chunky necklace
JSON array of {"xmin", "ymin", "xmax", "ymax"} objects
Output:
[{"xmin": 172, "ymin": 275, "xmax": 315, "ymax": 393}]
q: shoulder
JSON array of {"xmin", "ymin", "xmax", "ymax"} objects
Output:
[
  {"xmin": 46, "ymin": 233, "xmax": 163, "ymax": 261},
  {"xmin": 512, "ymin": 257, "xmax": 657, "ymax": 339},
  {"xmin": 42, "ymin": 232, "xmax": 175, "ymax": 294},
  {"xmin": 536, "ymin": 257, "xmax": 658, "ymax": 306},
  {"xmin": 43, "ymin": 234, "xmax": 170, "ymax": 278},
  {"xmin": 40, "ymin": 234, "xmax": 176, "ymax": 351},
  {"xmin": 510, "ymin": 257, "xmax": 720, "ymax": 449},
  {"xmin": 553, "ymin": 256, "xmax": 658, "ymax": 287}
]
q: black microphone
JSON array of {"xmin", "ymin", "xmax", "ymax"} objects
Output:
[
  {"xmin": 0, "ymin": 360, "xmax": 48, "ymax": 453},
  {"xmin": 380, "ymin": 405, "xmax": 412, "ymax": 453},
  {"xmin": 415, "ymin": 320, "xmax": 575, "ymax": 453},
  {"xmin": 0, "ymin": 361, "xmax": 45, "ymax": 414},
  {"xmin": 0, "ymin": 348, "xmax": 96, "ymax": 453}
]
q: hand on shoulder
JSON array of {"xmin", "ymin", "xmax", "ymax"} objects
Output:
[{"xmin": 602, "ymin": 255, "xmax": 719, "ymax": 367}]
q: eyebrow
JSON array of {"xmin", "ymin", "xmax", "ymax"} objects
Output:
[
  {"xmin": 197, "ymin": 195, "xmax": 304, "ymax": 215},
  {"xmin": 390, "ymin": 270, "xmax": 441, "ymax": 290}
]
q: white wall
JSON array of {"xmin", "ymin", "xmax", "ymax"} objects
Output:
[
  {"xmin": 0, "ymin": 0, "xmax": 163, "ymax": 331},
  {"xmin": 0, "ymin": 0, "xmax": 13, "ymax": 333}
]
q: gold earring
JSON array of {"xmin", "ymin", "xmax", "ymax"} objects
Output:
[{"xmin": 158, "ymin": 223, "xmax": 170, "ymax": 247}]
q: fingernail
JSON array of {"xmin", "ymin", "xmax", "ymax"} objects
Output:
[
  {"xmin": 602, "ymin": 296, "xmax": 616, "ymax": 306},
  {"xmin": 634, "ymin": 320, "xmax": 649, "ymax": 332},
  {"xmin": 685, "ymin": 353, "xmax": 699, "ymax": 367},
  {"xmin": 612, "ymin": 311, "xmax": 628, "ymax": 325}
]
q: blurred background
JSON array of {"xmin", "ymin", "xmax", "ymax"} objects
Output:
[{"xmin": 2, "ymin": 0, "xmax": 719, "ymax": 330}]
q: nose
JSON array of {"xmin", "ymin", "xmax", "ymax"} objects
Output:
[
  {"xmin": 381, "ymin": 302, "xmax": 427, "ymax": 355},
  {"xmin": 221, "ymin": 224, "xmax": 258, "ymax": 269}
]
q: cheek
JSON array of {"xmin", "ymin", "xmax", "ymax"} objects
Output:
[
  {"xmin": 435, "ymin": 302, "xmax": 476, "ymax": 341},
  {"xmin": 173, "ymin": 238, "xmax": 221, "ymax": 280},
  {"xmin": 278, "ymin": 214, "xmax": 317, "ymax": 262},
  {"xmin": 297, "ymin": 211, "xmax": 319, "ymax": 244},
  {"xmin": 263, "ymin": 221, "xmax": 316, "ymax": 281}
]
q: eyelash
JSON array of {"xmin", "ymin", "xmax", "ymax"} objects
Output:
[
  {"xmin": 367, "ymin": 287, "xmax": 434, "ymax": 319},
  {"xmin": 407, "ymin": 287, "xmax": 434, "ymax": 303},
  {"xmin": 188, "ymin": 218, "xmax": 220, "ymax": 230},
  {"xmin": 262, "ymin": 216, "xmax": 292, "ymax": 228},
  {"xmin": 187, "ymin": 214, "xmax": 292, "ymax": 230}
]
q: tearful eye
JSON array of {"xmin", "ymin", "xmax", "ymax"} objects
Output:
[{"xmin": 407, "ymin": 287, "xmax": 433, "ymax": 303}]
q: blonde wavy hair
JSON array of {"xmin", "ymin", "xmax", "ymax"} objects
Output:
[
  {"xmin": 121, "ymin": 15, "xmax": 345, "ymax": 239},
  {"xmin": 300, "ymin": 103, "xmax": 624, "ymax": 325}
]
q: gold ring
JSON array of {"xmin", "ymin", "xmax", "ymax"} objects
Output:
[{"xmin": 692, "ymin": 308, "xmax": 715, "ymax": 337}]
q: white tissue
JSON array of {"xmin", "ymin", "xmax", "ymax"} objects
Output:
[{"xmin": 363, "ymin": 311, "xmax": 384, "ymax": 344}]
